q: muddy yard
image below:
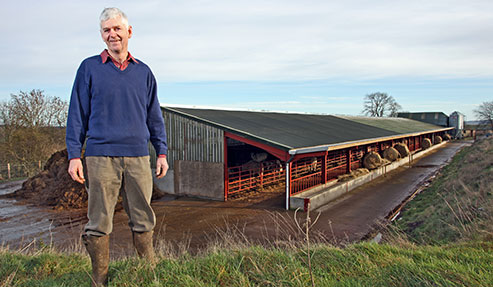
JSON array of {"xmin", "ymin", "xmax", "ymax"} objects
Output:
[{"xmin": 0, "ymin": 142, "xmax": 469, "ymax": 258}]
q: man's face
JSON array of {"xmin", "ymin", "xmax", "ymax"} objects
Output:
[{"xmin": 100, "ymin": 16, "xmax": 132, "ymax": 55}]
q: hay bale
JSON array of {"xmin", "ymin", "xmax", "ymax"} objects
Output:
[
  {"xmin": 422, "ymin": 138, "xmax": 432, "ymax": 149},
  {"xmin": 363, "ymin": 152, "xmax": 382, "ymax": 170},
  {"xmin": 434, "ymin": 136, "xmax": 443, "ymax": 144},
  {"xmin": 443, "ymin": 133, "xmax": 452, "ymax": 141},
  {"xmin": 383, "ymin": 147, "xmax": 400, "ymax": 162},
  {"xmin": 394, "ymin": 143, "xmax": 410, "ymax": 157}
]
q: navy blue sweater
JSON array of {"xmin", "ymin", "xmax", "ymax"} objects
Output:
[{"xmin": 66, "ymin": 55, "xmax": 167, "ymax": 160}]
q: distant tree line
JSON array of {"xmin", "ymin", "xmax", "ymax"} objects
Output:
[{"xmin": 0, "ymin": 89, "xmax": 68, "ymax": 177}]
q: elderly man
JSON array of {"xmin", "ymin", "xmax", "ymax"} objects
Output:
[{"xmin": 66, "ymin": 7, "xmax": 168, "ymax": 286}]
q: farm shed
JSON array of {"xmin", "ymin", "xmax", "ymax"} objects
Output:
[
  {"xmin": 156, "ymin": 107, "xmax": 453, "ymax": 209},
  {"xmin": 397, "ymin": 112, "xmax": 449, "ymax": 127}
]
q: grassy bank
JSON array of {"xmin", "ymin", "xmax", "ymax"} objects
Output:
[
  {"xmin": 1, "ymin": 138, "xmax": 492, "ymax": 286},
  {"xmin": 1, "ymin": 241, "xmax": 491, "ymax": 286},
  {"xmin": 392, "ymin": 138, "xmax": 493, "ymax": 244}
]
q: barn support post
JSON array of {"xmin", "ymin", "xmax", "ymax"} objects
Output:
[
  {"xmin": 223, "ymin": 135, "xmax": 229, "ymax": 201},
  {"xmin": 285, "ymin": 161, "xmax": 290, "ymax": 210},
  {"xmin": 285, "ymin": 155, "xmax": 294, "ymax": 210},
  {"xmin": 321, "ymin": 152, "xmax": 327, "ymax": 184},
  {"xmin": 346, "ymin": 148, "xmax": 352, "ymax": 173}
]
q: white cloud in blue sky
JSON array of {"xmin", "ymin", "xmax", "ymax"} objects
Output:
[{"xmin": 0, "ymin": 0, "xmax": 492, "ymax": 119}]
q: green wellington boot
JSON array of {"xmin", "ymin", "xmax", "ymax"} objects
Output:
[
  {"xmin": 82, "ymin": 234, "xmax": 109, "ymax": 287},
  {"xmin": 132, "ymin": 230, "xmax": 156, "ymax": 264}
]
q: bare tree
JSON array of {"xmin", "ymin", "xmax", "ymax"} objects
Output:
[
  {"xmin": 362, "ymin": 92, "xmax": 402, "ymax": 117},
  {"xmin": 0, "ymin": 89, "xmax": 68, "ymax": 128},
  {"xmin": 474, "ymin": 101, "xmax": 493, "ymax": 130},
  {"xmin": 0, "ymin": 90, "xmax": 68, "ymax": 176}
]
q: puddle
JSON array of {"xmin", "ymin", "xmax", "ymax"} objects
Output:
[
  {"xmin": 0, "ymin": 180, "xmax": 60, "ymax": 245},
  {"xmin": 0, "ymin": 180, "xmax": 27, "ymax": 218}
]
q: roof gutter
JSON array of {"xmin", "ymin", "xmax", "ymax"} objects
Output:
[{"xmin": 288, "ymin": 127, "xmax": 454, "ymax": 156}]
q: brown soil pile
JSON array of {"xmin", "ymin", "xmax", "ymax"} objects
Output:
[
  {"xmin": 9, "ymin": 149, "xmax": 87, "ymax": 210},
  {"xmin": 422, "ymin": 138, "xmax": 432, "ymax": 149},
  {"xmin": 9, "ymin": 149, "xmax": 164, "ymax": 210},
  {"xmin": 443, "ymin": 134, "xmax": 452, "ymax": 141},
  {"xmin": 434, "ymin": 135, "xmax": 443, "ymax": 144},
  {"xmin": 383, "ymin": 147, "xmax": 400, "ymax": 162},
  {"xmin": 363, "ymin": 152, "xmax": 382, "ymax": 170},
  {"xmin": 338, "ymin": 168, "xmax": 370, "ymax": 182},
  {"xmin": 394, "ymin": 143, "xmax": 410, "ymax": 157}
]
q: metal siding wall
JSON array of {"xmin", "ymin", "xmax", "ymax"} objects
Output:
[{"xmin": 163, "ymin": 110, "xmax": 224, "ymax": 169}]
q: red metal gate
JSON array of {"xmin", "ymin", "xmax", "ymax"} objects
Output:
[{"xmin": 227, "ymin": 160, "xmax": 285, "ymax": 196}]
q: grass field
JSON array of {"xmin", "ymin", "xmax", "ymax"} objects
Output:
[
  {"xmin": 1, "ymin": 241, "xmax": 491, "ymax": 286},
  {"xmin": 1, "ymin": 138, "xmax": 492, "ymax": 286}
]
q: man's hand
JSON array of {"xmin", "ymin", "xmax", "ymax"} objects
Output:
[
  {"xmin": 155, "ymin": 157, "xmax": 169, "ymax": 179},
  {"xmin": 68, "ymin": 158, "xmax": 85, "ymax": 184}
]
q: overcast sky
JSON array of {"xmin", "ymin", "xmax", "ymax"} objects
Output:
[{"xmin": 1, "ymin": 0, "xmax": 492, "ymax": 119}]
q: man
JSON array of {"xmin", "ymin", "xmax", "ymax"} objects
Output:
[{"xmin": 66, "ymin": 7, "xmax": 168, "ymax": 286}]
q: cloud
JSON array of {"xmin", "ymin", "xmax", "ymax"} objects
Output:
[
  {"xmin": 134, "ymin": 0, "xmax": 493, "ymax": 81},
  {"xmin": 2, "ymin": 0, "xmax": 492, "ymax": 85},
  {"xmin": 0, "ymin": 0, "xmax": 491, "ymax": 121}
]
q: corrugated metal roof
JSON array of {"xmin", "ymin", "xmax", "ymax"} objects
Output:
[
  {"xmin": 165, "ymin": 107, "xmax": 450, "ymax": 152},
  {"xmin": 339, "ymin": 116, "xmax": 443, "ymax": 134}
]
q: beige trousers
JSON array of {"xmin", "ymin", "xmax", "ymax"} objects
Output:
[{"xmin": 84, "ymin": 156, "xmax": 156, "ymax": 236}]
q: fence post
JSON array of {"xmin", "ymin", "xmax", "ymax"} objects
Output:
[
  {"xmin": 7, "ymin": 163, "xmax": 11, "ymax": 180},
  {"xmin": 260, "ymin": 163, "xmax": 264, "ymax": 188}
]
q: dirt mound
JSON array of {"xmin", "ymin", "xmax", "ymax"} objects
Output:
[
  {"xmin": 394, "ymin": 143, "xmax": 410, "ymax": 157},
  {"xmin": 9, "ymin": 149, "xmax": 164, "ymax": 210},
  {"xmin": 383, "ymin": 147, "xmax": 400, "ymax": 162},
  {"xmin": 422, "ymin": 138, "xmax": 432, "ymax": 150},
  {"xmin": 363, "ymin": 152, "xmax": 382, "ymax": 170},
  {"xmin": 9, "ymin": 149, "xmax": 87, "ymax": 210},
  {"xmin": 434, "ymin": 136, "xmax": 443, "ymax": 144}
]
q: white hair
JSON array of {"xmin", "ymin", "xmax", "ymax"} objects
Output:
[{"xmin": 100, "ymin": 7, "xmax": 129, "ymax": 29}]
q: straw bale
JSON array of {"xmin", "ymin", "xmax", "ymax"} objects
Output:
[
  {"xmin": 422, "ymin": 138, "xmax": 432, "ymax": 149},
  {"xmin": 383, "ymin": 146, "xmax": 400, "ymax": 162},
  {"xmin": 434, "ymin": 136, "xmax": 443, "ymax": 144},
  {"xmin": 363, "ymin": 152, "xmax": 382, "ymax": 170},
  {"xmin": 394, "ymin": 143, "xmax": 410, "ymax": 157}
]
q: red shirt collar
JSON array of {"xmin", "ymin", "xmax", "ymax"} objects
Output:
[{"xmin": 100, "ymin": 49, "xmax": 139, "ymax": 69}]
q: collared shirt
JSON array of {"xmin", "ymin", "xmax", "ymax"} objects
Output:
[{"xmin": 100, "ymin": 49, "xmax": 139, "ymax": 71}]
